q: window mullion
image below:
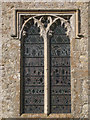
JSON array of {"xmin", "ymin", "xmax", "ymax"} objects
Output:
[{"xmin": 44, "ymin": 33, "xmax": 50, "ymax": 115}]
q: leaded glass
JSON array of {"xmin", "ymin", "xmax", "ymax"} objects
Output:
[
  {"xmin": 21, "ymin": 16, "xmax": 71, "ymax": 114},
  {"xmin": 51, "ymin": 105, "xmax": 71, "ymax": 113},
  {"xmin": 50, "ymin": 24, "xmax": 71, "ymax": 113},
  {"xmin": 24, "ymin": 44, "xmax": 44, "ymax": 57},
  {"xmin": 22, "ymin": 23, "xmax": 44, "ymax": 113},
  {"xmin": 24, "ymin": 106, "xmax": 44, "ymax": 113}
]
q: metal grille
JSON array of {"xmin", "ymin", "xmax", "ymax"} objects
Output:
[
  {"xmin": 50, "ymin": 24, "xmax": 71, "ymax": 113},
  {"xmin": 23, "ymin": 24, "xmax": 44, "ymax": 113}
]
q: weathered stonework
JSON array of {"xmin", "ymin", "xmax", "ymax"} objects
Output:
[
  {"xmin": 88, "ymin": 1, "xmax": 90, "ymax": 119},
  {"xmin": 0, "ymin": 1, "xmax": 2, "ymax": 120},
  {"xmin": 0, "ymin": 1, "xmax": 90, "ymax": 119}
]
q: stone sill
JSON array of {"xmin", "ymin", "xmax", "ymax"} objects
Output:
[{"xmin": 21, "ymin": 113, "xmax": 72, "ymax": 118}]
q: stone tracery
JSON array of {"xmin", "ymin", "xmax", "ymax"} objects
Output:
[
  {"xmin": 21, "ymin": 14, "xmax": 71, "ymax": 114},
  {"xmin": 20, "ymin": 15, "xmax": 71, "ymax": 39}
]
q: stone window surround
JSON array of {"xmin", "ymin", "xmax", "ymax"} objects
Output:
[
  {"xmin": 11, "ymin": 9, "xmax": 81, "ymax": 39},
  {"xmin": 11, "ymin": 9, "xmax": 82, "ymax": 118}
]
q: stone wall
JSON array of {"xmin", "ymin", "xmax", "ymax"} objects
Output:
[
  {"xmin": 0, "ymin": 1, "xmax": 2, "ymax": 120},
  {"xmin": 0, "ymin": 1, "xmax": 90, "ymax": 119},
  {"xmin": 88, "ymin": 1, "xmax": 90, "ymax": 119}
]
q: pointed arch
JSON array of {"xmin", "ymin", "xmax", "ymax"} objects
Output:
[
  {"xmin": 20, "ymin": 15, "xmax": 72, "ymax": 39},
  {"xmin": 20, "ymin": 14, "xmax": 71, "ymax": 114},
  {"xmin": 21, "ymin": 18, "xmax": 44, "ymax": 113},
  {"xmin": 49, "ymin": 19, "xmax": 71, "ymax": 113}
]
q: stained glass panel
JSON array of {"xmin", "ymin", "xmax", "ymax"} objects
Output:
[
  {"xmin": 22, "ymin": 24, "xmax": 44, "ymax": 113},
  {"xmin": 22, "ymin": 16, "xmax": 71, "ymax": 114},
  {"xmin": 50, "ymin": 24, "xmax": 71, "ymax": 113}
]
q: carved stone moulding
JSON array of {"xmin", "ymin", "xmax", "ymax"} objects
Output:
[{"xmin": 11, "ymin": 9, "xmax": 82, "ymax": 40}]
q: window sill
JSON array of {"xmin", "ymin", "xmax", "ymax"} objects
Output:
[{"xmin": 21, "ymin": 113, "xmax": 72, "ymax": 118}]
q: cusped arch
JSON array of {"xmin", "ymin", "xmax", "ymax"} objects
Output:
[
  {"xmin": 21, "ymin": 19, "xmax": 44, "ymax": 113},
  {"xmin": 20, "ymin": 14, "xmax": 71, "ymax": 114},
  {"xmin": 20, "ymin": 15, "xmax": 72, "ymax": 39},
  {"xmin": 49, "ymin": 18, "xmax": 71, "ymax": 113}
]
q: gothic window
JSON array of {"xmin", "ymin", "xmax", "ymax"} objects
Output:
[
  {"xmin": 21, "ymin": 20, "xmax": 44, "ymax": 113},
  {"xmin": 21, "ymin": 15, "xmax": 71, "ymax": 114},
  {"xmin": 50, "ymin": 21, "xmax": 71, "ymax": 113}
]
